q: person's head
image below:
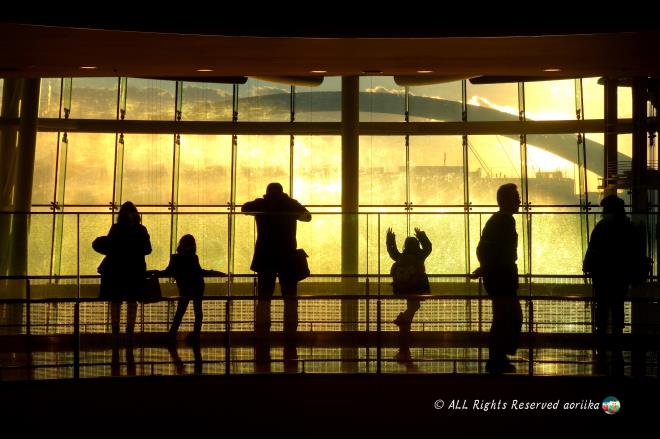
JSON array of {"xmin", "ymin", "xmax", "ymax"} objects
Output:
[
  {"xmin": 601, "ymin": 194, "xmax": 626, "ymax": 217},
  {"xmin": 264, "ymin": 182, "xmax": 285, "ymax": 199},
  {"xmin": 497, "ymin": 184, "xmax": 521, "ymax": 213},
  {"xmin": 177, "ymin": 234, "xmax": 196, "ymax": 255},
  {"xmin": 117, "ymin": 201, "xmax": 140, "ymax": 225},
  {"xmin": 403, "ymin": 236, "xmax": 421, "ymax": 254}
]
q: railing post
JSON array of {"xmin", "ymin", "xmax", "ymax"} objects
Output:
[
  {"xmin": 26, "ymin": 277, "xmax": 31, "ymax": 337},
  {"xmin": 225, "ymin": 297, "xmax": 231, "ymax": 375},
  {"xmin": 74, "ymin": 213, "xmax": 80, "ymax": 379},
  {"xmin": 528, "ymin": 298, "xmax": 534, "ymax": 377}
]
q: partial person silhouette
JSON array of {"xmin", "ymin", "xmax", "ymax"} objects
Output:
[
  {"xmin": 111, "ymin": 344, "xmax": 136, "ymax": 376},
  {"xmin": 167, "ymin": 340, "xmax": 186, "ymax": 375},
  {"xmin": 583, "ymin": 194, "xmax": 646, "ymax": 371},
  {"xmin": 159, "ymin": 234, "xmax": 225, "ymax": 343},
  {"xmin": 471, "ymin": 184, "xmax": 522, "ymax": 374},
  {"xmin": 386, "ymin": 227, "xmax": 432, "ymax": 330},
  {"xmin": 241, "ymin": 182, "xmax": 311, "ymax": 342},
  {"xmin": 166, "ymin": 337, "xmax": 203, "ymax": 375},
  {"xmin": 93, "ymin": 201, "xmax": 152, "ymax": 342}
]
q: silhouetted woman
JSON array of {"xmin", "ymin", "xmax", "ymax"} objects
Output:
[
  {"xmin": 93, "ymin": 201, "xmax": 152, "ymax": 339},
  {"xmin": 161, "ymin": 234, "xmax": 225, "ymax": 342},
  {"xmin": 386, "ymin": 227, "xmax": 432, "ymax": 328}
]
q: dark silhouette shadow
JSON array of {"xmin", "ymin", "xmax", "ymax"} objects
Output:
[
  {"xmin": 471, "ymin": 184, "xmax": 522, "ymax": 375},
  {"xmin": 254, "ymin": 330, "xmax": 271, "ymax": 374},
  {"xmin": 386, "ymin": 227, "xmax": 432, "ymax": 329},
  {"xmin": 166, "ymin": 336, "xmax": 203, "ymax": 375},
  {"xmin": 242, "ymin": 182, "xmax": 311, "ymax": 370},
  {"xmin": 159, "ymin": 234, "xmax": 225, "ymax": 341},
  {"xmin": 190, "ymin": 337, "xmax": 203, "ymax": 375},
  {"xmin": 167, "ymin": 340, "xmax": 186, "ymax": 375},
  {"xmin": 111, "ymin": 344, "xmax": 120, "ymax": 377},
  {"xmin": 284, "ymin": 335, "xmax": 299, "ymax": 373},
  {"xmin": 111, "ymin": 343, "xmax": 136, "ymax": 376},
  {"xmin": 583, "ymin": 194, "xmax": 647, "ymax": 376},
  {"xmin": 395, "ymin": 326, "xmax": 420, "ymax": 373},
  {"xmin": 93, "ymin": 201, "xmax": 152, "ymax": 342},
  {"xmin": 126, "ymin": 344, "xmax": 136, "ymax": 376}
]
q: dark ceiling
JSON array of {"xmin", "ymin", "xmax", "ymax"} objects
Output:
[{"xmin": 1, "ymin": 21, "xmax": 659, "ymax": 81}]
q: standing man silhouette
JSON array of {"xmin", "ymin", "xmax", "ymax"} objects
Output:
[
  {"xmin": 242, "ymin": 182, "xmax": 311, "ymax": 339},
  {"xmin": 583, "ymin": 195, "xmax": 644, "ymax": 348},
  {"xmin": 472, "ymin": 183, "xmax": 522, "ymax": 374}
]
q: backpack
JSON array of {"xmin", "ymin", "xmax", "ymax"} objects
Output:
[{"xmin": 390, "ymin": 253, "xmax": 427, "ymax": 294}]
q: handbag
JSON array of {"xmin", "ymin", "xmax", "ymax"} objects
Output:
[
  {"xmin": 291, "ymin": 248, "xmax": 310, "ymax": 282},
  {"xmin": 141, "ymin": 271, "xmax": 162, "ymax": 303}
]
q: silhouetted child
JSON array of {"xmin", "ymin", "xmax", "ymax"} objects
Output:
[
  {"xmin": 161, "ymin": 234, "xmax": 225, "ymax": 341},
  {"xmin": 386, "ymin": 227, "xmax": 432, "ymax": 328}
]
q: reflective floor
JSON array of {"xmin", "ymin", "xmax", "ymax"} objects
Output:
[{"xmin": 1, "ymin": 333, "xmax": 657, "ymax": 380}]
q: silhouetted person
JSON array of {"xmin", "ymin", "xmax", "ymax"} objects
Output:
[
  {"xmin": 93, "ymin": 201, "xmax": 151, "ymax": 341},
  {"xmin": 160, "ymin": 234, "xmax": 225, "ymax": 342},
  {"xmin": 472, "ymin": 184, "xmax": 522, "ymax": 374},
  {"xmin": 583, "ymin": 195, "xmax": 644, "ymax": 351},
  {"xmin": 241, "ymin": 183, "xmax": 311, "ymax": 339},
  {"xmin": 387, "ymin": 227, "xmax": 432, "ymax": 329}
]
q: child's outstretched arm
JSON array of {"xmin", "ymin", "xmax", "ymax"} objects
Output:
[
  {"xmin": 415, "ymin": 228, "xmax": 432, "ymax": 258},
  {"xmin": 386, "ymin": 227, "xmax": 401, "ymax": 261}
]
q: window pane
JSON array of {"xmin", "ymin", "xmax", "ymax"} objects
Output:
[
  {"xmin": 237, "ymin": 78, "xmax": 290, "ymax": 122},
  {"xmin": 125, "ymin": 79, "xmax": 176, "ymax": 120},
  {"xmin": 360, "ymin": 136, "xmax": 405, "ymax": 205},
  {"xmin": 524, "ymin": 79, "xmax": 576, "ymax": 120},
  {"xmin": 526, "ymin": 134, "xmax": 580, "ymax": 205},
  {"xmin": 297, "ymin": 208, "xmax": 341, "ymax": 274},
  {"xmin": 584, "ymin": 133, "xmax": 604, "ymax": 200},
  {"xmin": 466, "ymin": 82, "xmax": 518, "ymax": 122},
  {"xmin": 32, "ymin": 133, "xmax": 58, "ymax": 205},
  {"xmin": 294, "ymin": 76, "xmax": 341, "ymax": 122},
  {"xmin": 582, "ymin": 77, "xmax": 604, "ymax": 120},
  {"xmin": 140, "ymin": 210, "xmax": 172, "ymax": 271},
  {"xmin": 70, "ymin": 78, "xmax": 118, "ymax": 119},
  {"xmin": 531, "ymin": 210, "xmax": 583, "ymax": 275},
  {"xmin": 60, "ymin": 211, "xmax": 113, "ymax": 276},
  {"xmin": 618, "ymin": 85, "xmax": 632, "ymax": 119},
  {"xmin": 178, "ymin": 135, "xmax": 232, "ymax": 206},
  {"xmin": 28, "ymin": 209, "xmax": 53, "ymax": 276},
  {"xmin": 181, "ymin": 82, "xmax": 233, "ymax": 121},
  {"xmin": 467, "ymin": 135, "xmax": 521, "ymax": 206},
  {"xmin": 121, "ymin": 134, "xmax": 173, "ymax": 205},
  {"xmin": 233, "ymin": 213, "xmax": 257, "ymax": 274},
  {"xmin": 39, "ymin": 78, "xmax": 61, "ymax": 118},
  {"xmin": 235, "ymin": 135, "xmax": 290, "ymax": 204},
  {"xmin": 409, "ymin": 136, "xmax": 463, "ymax": 205},
  {"xmin": 409, "ymin": 81, "xmax": 462, "ymax": 122},
  {"xmin": 292, "ymin": 136, "xmax": 340, "ymax": 205},
  {"xmin": 63, "ymin": 133, "xmax": 115, "ymax": 205},
  {"xmin": 360, "ymin": 77, "xmax": 405, "ymax": 122}
]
